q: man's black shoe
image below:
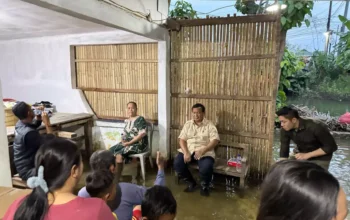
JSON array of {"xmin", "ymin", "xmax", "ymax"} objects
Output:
[
  {"xmin": 184, "ymin": 182, "xmax": 197, "ymax": 192},
  {"xmin": 200, "ymin": 187, "xmax": 210, "ymax": 197}
]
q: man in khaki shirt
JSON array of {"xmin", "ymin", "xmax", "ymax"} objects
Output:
[{"xmin": 174, "ymin": 103, "xmax": 220, "ymax": 197}]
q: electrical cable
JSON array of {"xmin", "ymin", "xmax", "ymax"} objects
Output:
[{"xmin": 197, "ymin": 5, "xmax": 235, "ymax": 15}]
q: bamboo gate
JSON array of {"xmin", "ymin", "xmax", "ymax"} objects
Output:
[
  {"xmin": 169, "ymin": 15, "xmax": 282, "ymax": 177},
  {"xmin": 73, "ymin": 43, "xmax": 158, "ymax": 123}
]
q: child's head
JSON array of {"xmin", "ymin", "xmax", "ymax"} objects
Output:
[
  {"xmin": 90, "ymin": 150, "xmax": 116, "ymax": 173},
  {"xmin": 142, "ymin": 186, "xmax": 177, "ymax": 220},
  {"xmin": 85, "ymin": 169, "xmax": 116, "ymax": 202}
]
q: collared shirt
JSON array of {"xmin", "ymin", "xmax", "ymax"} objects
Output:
[
  {"xmin": 280, "ymin": 118, "xmax": 338, "ymax": 161},
  {"xmin": 178, "ymin": 118, "xmax": 220, "ymax": 158}
]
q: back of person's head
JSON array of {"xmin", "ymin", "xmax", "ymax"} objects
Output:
[
  {"xmin": 192, "ymin": 103, "xmax": 205, "ymax": 113},
  {"xmin": 142, "ymin": 186, "xmax": 177, "ymax": 220},
  {"xmin": 257, "ymin": 160, "xmax": 340, "ymax": 220},
  {"xmin": 86, "ymin": 169, "xmax": 116, "ymax": 201},
  {"xmin": 12, "ymin": 101, "xmax": 30, "ymax": 120},
  {"xmin": 276, "ymin": 106, "xmax": 300, "ymax": 120},
  {"xmin": 14, "ymin": 137, "xmax": 82, "ymax": 220},
  {"xmin": 89, "ymin": 150, "xmax": 116, "ymax": 171}
]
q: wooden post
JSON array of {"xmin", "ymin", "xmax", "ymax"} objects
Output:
[
  {"xmin": 84, "ymin": 120, "xmax": 93, "ymax": 158},
  {"xmin": 0, "ymin": 80, "xmax": 12, "ymax": 187}
]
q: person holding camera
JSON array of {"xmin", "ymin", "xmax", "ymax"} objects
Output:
[{"xmin": 12, "ymin": 101, "xmax": 53, "ymax": 181}]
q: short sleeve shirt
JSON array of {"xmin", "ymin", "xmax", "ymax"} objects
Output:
[{"xmin": 178, "ymin": 118, "xmax": 220, "ymax": 158}]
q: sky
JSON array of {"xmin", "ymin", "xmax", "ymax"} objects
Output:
[{"xmin": 169, "ymin": 0, "xmax": 348, "ymax": 52}]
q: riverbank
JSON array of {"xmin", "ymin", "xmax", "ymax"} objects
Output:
[
  {"xmin": 287, "ymin": 97, "xmax": 350, "ymax": 117},
  {"xmin": 276, "ymin": 104, "xmax": 350, "ymax": 132},
  {"xmin": 293, "ymin": 105, "xmax": 349, "ymax": 131}
]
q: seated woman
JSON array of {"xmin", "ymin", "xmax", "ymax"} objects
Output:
[
  {"xmin": 109, "ymin": 102, "xmax": 148, "ymax": 162},
  {"xmin": 3, "ymin": 137, "xmax": 115, "ymax": 220},
  {"xmin": 257, "ymin": 160, "xmax": 348, "ymax": 220}
]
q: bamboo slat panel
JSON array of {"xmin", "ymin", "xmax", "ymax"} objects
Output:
[
  {"xmin": 171, "ymin": 59, "xmax": 275, "ymax": 97},
  {"xmin": 74, "ymin": 43, "xmax": 158, "ymax": 121},
  {"xmin": 170, "ymin": 16, "xmax": 280, "ymax": 177},
  {"xmin": 84, "ymin": 91, "xmax": 158, "ymax": 120},
  {"xmin": 76, "ymin": 62, "xmax": 157, "ymax": 90},
  {"xmin": 171, "ymin": 98, "xmax": 270, "ymax": 136},
  {"xmin": 170, "ymin": 22, "xmax": 276, "ymax": 60}
]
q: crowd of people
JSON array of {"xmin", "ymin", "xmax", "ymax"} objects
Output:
[{"xmin": 2, "ymin": 101, "xmax": 348, "ymax": 220}]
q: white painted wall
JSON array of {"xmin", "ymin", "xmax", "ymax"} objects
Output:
[
  {"xmin": 0, "ymin": 30, "xmax": 155, "ymax": 113},
  {"xmin": 0, "ymin": 30, "xmax": 169, "ymax": 158},
  {"xmin": 24, "ymin": 0, "xmax": 169, "ymax": 41},
  {"xmin": 0, "ymin": 0, "xmax": 115, "ymax": 41},
  {"xmin": 0, "ymin": 80, "xmax": 12, "ymax": 187}
]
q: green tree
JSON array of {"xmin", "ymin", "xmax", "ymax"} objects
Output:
[
  {"xmin": 336, "ymin": 15, "xmax": 350, "ymax": 72},
  {"xmin": 277, "ymin": 49, "xmax": 305, "ymax": 108},
  {"xmin": 169, "ymin": 0, "xmax": 198, "ymax": 19}
]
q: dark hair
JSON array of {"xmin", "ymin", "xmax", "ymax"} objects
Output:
[
  {"xmin": 276, "ymin": 106, "xmax": 300, "ymax": 120},
  {"xmin": 127, "ymin": 101, "xmax": 137, "ymax": 109},
  {"xmin": 12, "ymin": 101, "xmax": 30, "ymax": 120},
  {"xmin": 89, "ymin": 150, "xmax": 116, "ymax": 171},
  {"xmin": 142, "ymin": 186, "xmax": 177, "ymax": 220},
  {"xmin": 192, "ymin": 103, "xmax": 205, "ymax": 113},
  {"xmin": 86, "ymin": 169, "xmax": 114, "ymax": 198},
  {"xmin": 257, "ymin": 160, "xmax": 339, "ymax": 220},
  {"xmin": 14, "ymin": 137, "xmax": 82, "ymax": 220}
]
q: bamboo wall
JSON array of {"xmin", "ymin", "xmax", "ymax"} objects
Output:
[
  {"xmin": 170, "ymin": 15, "xmax": 281, "ymax": 177},
  {"xmin": 74, "ymin": 43, "xmax": 158, "ymax": 121}
]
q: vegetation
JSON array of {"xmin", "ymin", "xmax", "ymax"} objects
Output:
[
  {"xmin": 277, "ymin": 48, "xmax": 305, "ymax": 110},
  {"xmin": 169, "ymin": 1, "xmax": 349, "ymax": 107},
  {"xmin": 336, "ymin": 15, "xmax": 350, "ymax": 72},
  {"xmin": 169, "ymin": 0, "xmax": 198, "ymax": 19},
  {"xmin": 318, "ymin": 75, "xmax": 350, "ymax": 101},
  {"xmin": 234, "ymin": 0, "xmax": 313, "ymax": 31},
  {"xmin": 280, "ymin": 0, "xmax": 313, "ymax": 31},
  {"xmin": 293, "ymin": 15, "xmax": 350, "ymax": 102}
]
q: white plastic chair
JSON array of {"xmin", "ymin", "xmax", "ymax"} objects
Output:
[{"xmin": 130, "ymin": 122, "xmax": 155, "ymax": 181}]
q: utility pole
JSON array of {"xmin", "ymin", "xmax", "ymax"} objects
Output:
[
  {"xmin": 325, "ymin": 1, "xmax": 333, "ymax": 54},
  {"xmin": 327, "ymin": 1, "xmax": 332, "ymax": 31},
  {"xmin": 341, "ymin": 0, "xmax": 350, "ymax": 33}
]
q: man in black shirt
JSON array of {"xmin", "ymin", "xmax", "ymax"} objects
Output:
[
  {"xmin": 12, "ymin": 101, "xmax": 53, "ymax": 180},
  {"xmin": 276, "ymin": 106, "xmax": 338, "ymax": 170}
]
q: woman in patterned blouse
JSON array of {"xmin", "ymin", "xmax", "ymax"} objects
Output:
[{"xmin": 109, "ymin": 102, "xmax": 148, "ymax": 161}]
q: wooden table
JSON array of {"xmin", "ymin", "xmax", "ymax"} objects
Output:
[
  {"xmin": 0, "ymin": 187, "xmax": 31, "ymax": 218},
  {"xmin": 7, "ymin": 112, "xmax": 94, "ymax": 158}
]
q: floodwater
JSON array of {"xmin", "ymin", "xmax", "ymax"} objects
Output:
[
  {"xmin": 156, "ymin": 132, "xmax": 350, "ymax": 220},
  {"xmin": 287, "ymin": 97, "xmax": 350, "ymax": 116},
  {"xmin": 78, "ymin": 97, "xmax": 350, "ymax": 220},
  {"xmin": 77, "ymin": 131, "xmax": 350, "ymax": 220}
]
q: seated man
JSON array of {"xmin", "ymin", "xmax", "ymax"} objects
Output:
[
  {"xmin": 132, "ymin": 185, "xmax": 177, "ymax": 220},
  {"xmin": 174, "ymin": 103, "xmax": 220, "ymax": 197},
  {"xmin": 276, "ymin": 106, "xmax": 338, "ymax": 170},
  {"xmin": 78, "ymin": 150, "xmax": 165, "ymax": 220},
  {"xmin": 12, "ymin": 101, "xmax": 53, "ymax": 180}
]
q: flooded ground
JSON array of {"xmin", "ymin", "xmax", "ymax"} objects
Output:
[
  {"xmin": 78, "ymin": 131, "xmax": 350, "ymax": 220},
  {"xmin": 76, "ymin": 98, "xmax": 349, "ymax": 219},
  {"xmin": 147, "ymin": 131, "xmax": 350, "ymax": 220}
]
